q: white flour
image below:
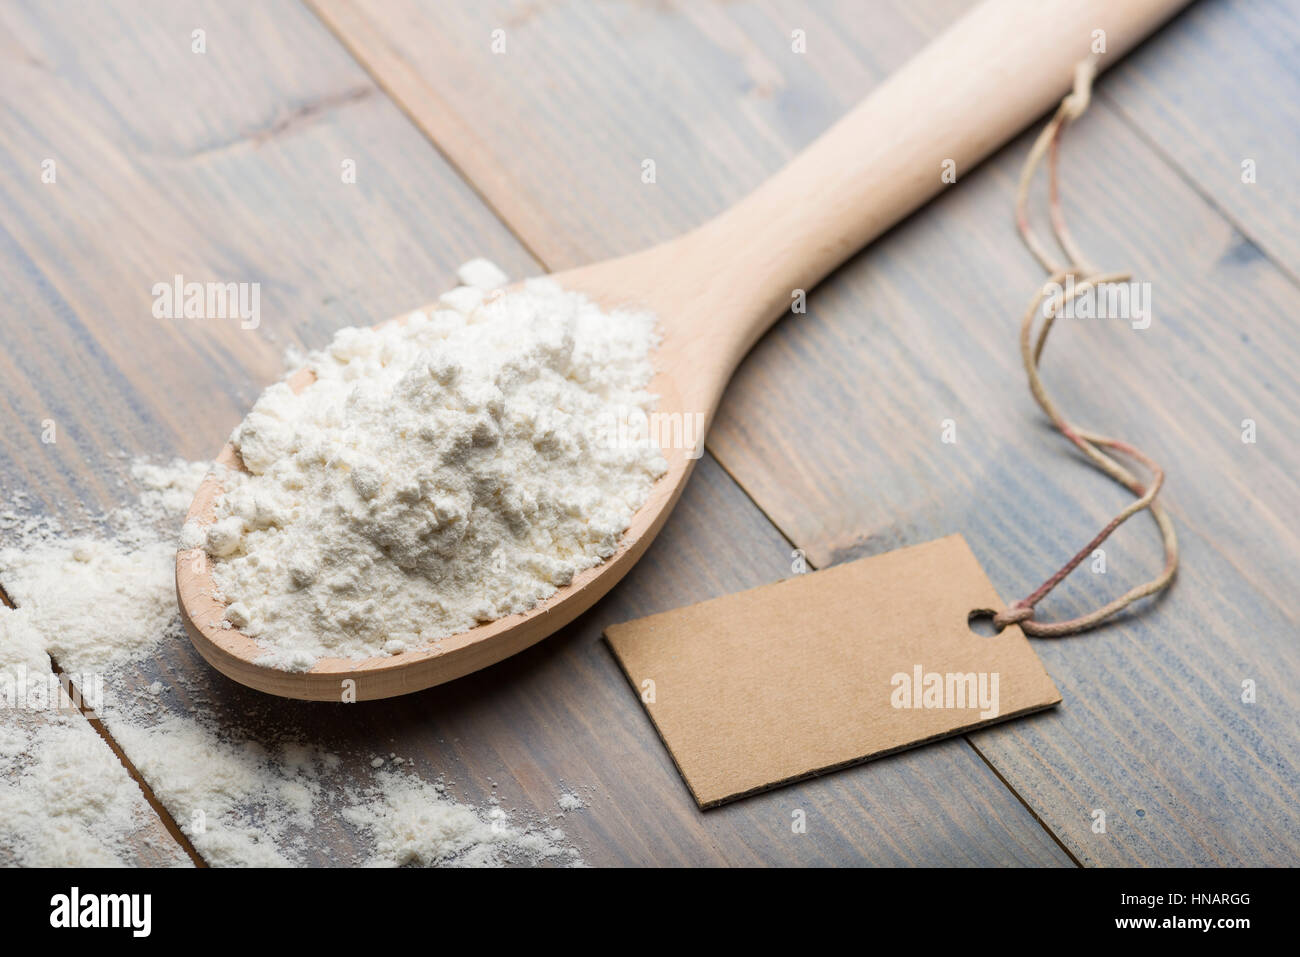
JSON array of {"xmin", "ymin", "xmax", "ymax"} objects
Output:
[
  {"xmin": 1, "ymin": 463, "xmax": 200, "ymax": 867},
  {"xmin": 344, "ymin": 771, "xmax": 580, "ymax": 868},
  {"xmin": 198, "ymin": 263, "xmax": 665, "ymax": 669},
  {"xmin": 557, "ymin": 790, "xmax": 586, "ymax": 812},
  {"xmin": 0, "ymin": 710, "xmax": 187, "ymax": 867},
  {"xmin": 0, "ymin": 611, "xmax": 188, "ymax": 869},
  {"xmin": 1, "ymin": 455, "xmax": 585, "ymax": 867}
]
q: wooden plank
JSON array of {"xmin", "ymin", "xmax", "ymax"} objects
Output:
[
  {"xmin": 311, "ymin": 0, "xmax": 1300, "ymax": 864},
  {"xmin": 0, "ymin": 707, "xmax": 192, "ymax": 867},
  {"xmin": 1099, "ymin": 0, "xmax": 1300, "ymax": 279},
  {"xmin": 0, "ymin": 0, "xmax": 1070, "ymax": 865}
]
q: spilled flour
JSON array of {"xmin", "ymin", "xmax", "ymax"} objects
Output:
[
  {"xmin": 1, "ymin": 457, "xmax": 585, "ymax": 867},
  {"xmin": 192, "ymin": 262, "xmax": 665, "ymax": 669},
  {"xmin": 0, "ymin": 706, "xmax": 188, "ymax": 867}
]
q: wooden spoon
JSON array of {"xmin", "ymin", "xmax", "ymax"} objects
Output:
[{"xmin": 178, "ymin": 0, "xmax": 1188, "ymax": 700}]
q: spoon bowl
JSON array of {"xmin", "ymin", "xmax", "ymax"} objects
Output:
[{"xmin": 177, "ymin": 244, "xmax": 714, "ymax": 701}]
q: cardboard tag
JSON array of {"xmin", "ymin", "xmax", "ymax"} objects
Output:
[{"xmin": 604, "ymin": 534, "xmax": 1060, "ymax": 807}]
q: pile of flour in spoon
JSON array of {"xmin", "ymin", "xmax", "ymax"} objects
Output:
[{"xmin": 193, "ymin": 261, "xmax": 666, "ymax": 670}]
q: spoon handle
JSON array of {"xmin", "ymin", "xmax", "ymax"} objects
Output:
[{"xmin": 683, "ymin": 0, "xmax": 1191, "ymax": 365}]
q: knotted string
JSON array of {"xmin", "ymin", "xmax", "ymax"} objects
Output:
[{"xmin": 991, "ymin": 57, "xmax": 1178, "ymax": 638}]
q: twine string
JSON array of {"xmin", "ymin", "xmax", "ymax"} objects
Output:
[{"xmin": 991, "ymin": 57, "xmax": 1178, "ymax": 638}]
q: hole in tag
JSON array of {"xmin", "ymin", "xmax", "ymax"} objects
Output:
[{"xmin": 967, "ymin": 609, "xmax": 1001, "ymax": 637}]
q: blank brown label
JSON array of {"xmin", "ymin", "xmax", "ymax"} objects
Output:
[{"xmin": 605, "ymin": 534, "xmax": 1061, "ymax": 808}]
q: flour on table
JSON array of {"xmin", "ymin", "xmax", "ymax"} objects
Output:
[
  {"xmin": 198, "ymin": 265, "xmax": 666, "ymax": 670},
  {"xmin": 0, "ymin": 461, "xmax": 203, "ymax": 867},
  {"xmin": 557, "ymin": 790, "xmax": 586, "ymax": 812},
  {"xmin": 0, "ymin": 629, "xmax": 187, "ymax": 868},
  {"xmin": 344, "ymin": 771, "xmax": 579, "ymax": 868},
  {"xmin": 1, "ymin": 453, "xmax": 585, "ymax": 867},
  {"xmin": 0, "ymin": 709, "xmax": 188, "ymax": 867}
]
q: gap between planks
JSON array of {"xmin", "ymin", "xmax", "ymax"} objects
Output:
[
  {"xmin": 301, "ymin": 0, "xmax": 549, "ymax": 271},
  {"xmin": 966, "ymin": 738, "xmax": 1084, "ymax": 867},
  {"xmin": 0, "ymin": 581, "xmax": 205, "ymax": 867},
  {"xmin": 1098, "ymin": 87, "xmax": 1300, "ymax": 293}
]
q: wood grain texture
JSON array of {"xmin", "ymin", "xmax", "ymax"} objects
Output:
[
  {"xmin": 0, "ymin": 0, "xmax": 1072, "ymax": 865},
  {"xmin": 307, "ymin": 0, "xmax": 926, "ymax": 269},
  {"xmin": 1099, "ymin": 0, "xmax": 1300, "ymax": 280},
  {"xmin": 311, "ymin": 0, "xmax": 1300, "ymax": 864}
]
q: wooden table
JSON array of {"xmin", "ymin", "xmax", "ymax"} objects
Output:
[{"xmin": 1, "ymin": 0, "xmax": 1296, "ymax": 866}]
